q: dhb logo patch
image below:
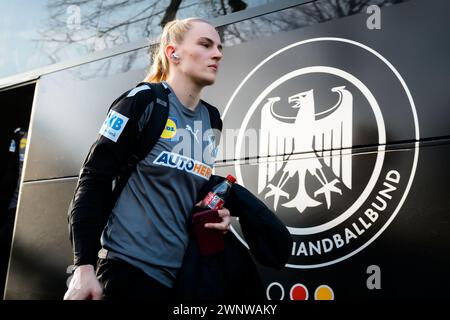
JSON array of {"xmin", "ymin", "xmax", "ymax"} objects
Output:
[{"xmin": 99, "ymin": 110, "xmax": 129, "ymax": 142}]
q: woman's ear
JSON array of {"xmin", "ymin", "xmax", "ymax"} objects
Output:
[{"xmin": 165, "ymin": 45, "xmax": 177, "ymax": 61}]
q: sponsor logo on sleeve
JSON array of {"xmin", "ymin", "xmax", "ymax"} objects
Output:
[
  {"xmin": 9, "ymin": 139, "xmax": 16, "ymax": 153},
  {"xmin": 99, "ymin": 110, "xmax": 129, "ymax": 142}
]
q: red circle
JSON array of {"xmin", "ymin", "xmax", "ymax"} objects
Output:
[{"xmin": 291, "ymin": 284, "xmax": 308, "ymax": 300}]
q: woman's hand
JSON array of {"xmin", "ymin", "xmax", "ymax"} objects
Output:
[
  {"xmin": 204, "ymin": 207, "xmax": 232, "ymax": 234},
  {"xmin": 194, "ymin": 201, "xmax": 232, "ymax": 234},
  {"xmin": 63, "ymin": 264, "xmax": 103, "ymax": 300}
]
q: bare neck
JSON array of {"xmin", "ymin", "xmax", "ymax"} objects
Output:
[{"xmin": 165, "ymin": 75, "xmax": 203, "ymax": 111}]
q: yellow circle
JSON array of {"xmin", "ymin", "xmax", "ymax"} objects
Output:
[
  {"xmin": 160, "ymin": 118, "xmax": 177, "ymax": 139},
  {"xmin": 20, "ymin": 138, "xmax": 27, "ymax": 149},
  {"xmin": 315, "ymin": 285, "xmax": 334, "ymax": 300}
]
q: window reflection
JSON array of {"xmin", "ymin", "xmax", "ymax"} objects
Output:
[
  {"xmin": 0, "ymin": 0, "xmax": 274, "ymax": 79},
  {"xmin": 218, "ymin": 0, "xmax": 409, "ymax": 46},
  {"xmin": 0, "ymin": 0, "xmax": 410, "ymax": 80},
  {"xmin": 67, "ymin": 48, "xmax": 149, "ymax": 81},
  {"xmin": 61, "ymin": 0, "xmax": 410, "ymax": 82}
]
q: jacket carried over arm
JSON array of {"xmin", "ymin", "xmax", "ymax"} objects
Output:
[
  {"xmin": 174, "ymin": 174, "xmax": 293, "ymax": 301},
  {"xmin": 227, "ymin": 182, "xmax": 293, "ymax": 270}
]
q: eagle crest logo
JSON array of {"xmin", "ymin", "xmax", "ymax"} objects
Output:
[{"xmin": 259, "ymin": 86, "xmax": 353, "ymax": 213}]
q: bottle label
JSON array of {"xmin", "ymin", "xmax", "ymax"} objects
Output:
[{"xmin": 204, "ymin": 192, "xmax": 225, "ymax": 210}]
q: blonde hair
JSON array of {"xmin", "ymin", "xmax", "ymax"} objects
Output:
[{"xmin": 145, "ymin": 17, "xmax": 213, "ymax": 83}]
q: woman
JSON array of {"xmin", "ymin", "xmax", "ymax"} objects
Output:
[{"xmin": 64, "ymin": 17, "xmax": 230, "ymax": 300}]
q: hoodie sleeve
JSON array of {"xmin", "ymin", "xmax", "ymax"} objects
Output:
[{"xmin": 68, "ymin": 87, "xmax": 154, "ymax": 267}]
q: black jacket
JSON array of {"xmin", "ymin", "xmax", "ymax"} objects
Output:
[
  {"xmin": 68, "ymin": 84, "xmax": 223, "ymax": 267},
  {"xmin": 0, "ymin": 130, "xmax": 21, "ymax": 213},
  {"xmin": 68, "ymin": 88, "xmax": 154, "ymax": 266},
  {"xmin": 174, "ymin": 175, "xmax": 292, "ymax": 301}
]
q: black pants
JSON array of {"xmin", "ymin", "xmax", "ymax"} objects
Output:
[{"xmin": 96, "ymin": 258, "xmax": 172, "ymax": 300}]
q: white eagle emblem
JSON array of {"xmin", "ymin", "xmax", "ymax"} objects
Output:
[{"xmin": 259, "ymin": 86, "xmax": 353, "ymax": 213}]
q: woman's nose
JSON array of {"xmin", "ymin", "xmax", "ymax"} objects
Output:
[{"xmin": 213, "ymin": 47, "xmax": 223, "ymax": 60}]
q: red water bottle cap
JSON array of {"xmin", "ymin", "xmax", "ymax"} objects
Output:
[{"xmin": 226, "ymin": 174, "xmax": 236, "ymax": 184}]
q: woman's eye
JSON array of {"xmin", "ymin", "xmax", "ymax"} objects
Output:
[{"xmin": 200, "ymin": 43, "xmax": 209, "ymax": 47}]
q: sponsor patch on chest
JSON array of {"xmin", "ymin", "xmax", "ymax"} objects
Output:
[{"xmin": 153, "ymin": 151, "xmax": 212, "ymax": 180}]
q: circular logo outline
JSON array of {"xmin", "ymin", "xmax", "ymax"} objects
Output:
[
  {"xmin": 235, "ymin": 66, "xmax": 387, "ymax": 235},
  {"xmin": 224, "ymin": 37, "xmax": 420, "ymax": 269}
]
